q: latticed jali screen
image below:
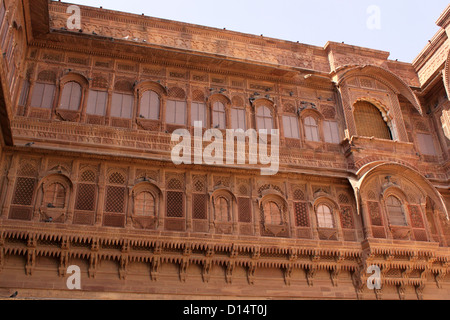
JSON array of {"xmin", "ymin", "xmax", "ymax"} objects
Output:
[
  {"xmin": 294, "ymin": 202, "xmax": 309, "ymax": 227},
  {"xmin": 367, "ymin": 201, "xmax": 386, "ymax": 238},
  {"xmin": 340, "ymin": 206, "xmax": 354, "ymax": 229},
  {"xmin": 192, "ymin": 194, "xmax": 207, "ymax": 220},
  {"xmin": 354, "ymin": 101, "xmax": 392, "ymax": 140},
  {"xmin": 166, "ymin": 191, "xmax": 184, "ymax": 218},
  {"xmin": 238, "ymin": 197, "xmax": 251, "ymax": 223},
  {"xmin": 105, "ymin": 186, "xmax": 126, "ymax": 213},
  {"xmin": 75, "ymin": 184, "xmax": 96, "ymax": 211},
  {"xmin": 409, "ymin": 205, "xmax": 428, "ymax": 242},
  {"xmin": 12, "ymin": 177, "xmax": 36, "ymax": 206}
]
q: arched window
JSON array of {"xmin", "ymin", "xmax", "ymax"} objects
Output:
[
  {"xmin": 214, "ymin": 196, "xmax": 230, "ymax": 222},
  {"xmin": 134, "ymin": 191, "xmax": 156, "ymax": 217},
  {"xmin": 139, "ymin": 90, "xmax": 160, "ymax": 120},
  {"xmin": 256, "ymin": 106, "xmax": 274, "ymax": 131},
  {"xmin": 43, "ymin": 183, "xmax": 66, "ymax": 208},
  {"xmin": 316, "ymin": 204, "xmax": 334, "ymax": 228},
  {"xmin": 264, "ymin": 201, "xmax": 283, "ymax": 225},
  {"xmin": 354, "ymin": 101, "xmax": 392, "ymax": 140},
  {"xmin": 212, "ymin": 101, "xmax": 226, "ymax": 129},
  {"xmin": 304, "ymin": 117, "xmax": 320, "ymax": 142},
  {"xmin": 386, "ymin": 196, "xmax": 407, "ymax": 226},
  {"xmin": 60, "ymin": 81, "xmax": 82, "ymax": 111}
]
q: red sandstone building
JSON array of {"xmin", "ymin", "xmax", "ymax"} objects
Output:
[{"xmin": 0, "ymin": 0, "xmax": 449, "ymax": 300}]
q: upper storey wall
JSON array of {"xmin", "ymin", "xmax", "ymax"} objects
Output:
[
  {"xmin": 48, "ymin": 2, "xmax": 332, "ymax": 74},
  {"xmin": 48, "ymin": 1, "xmax": 420, "ymax": 89}
]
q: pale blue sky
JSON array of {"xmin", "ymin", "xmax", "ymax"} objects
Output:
[{"xmin": 64, "ymin": 0, "xmax": 448, "ymax": 63}]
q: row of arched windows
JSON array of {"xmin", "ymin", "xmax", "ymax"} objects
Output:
[
  {"xmin": 7, "ymin": 163, "xmax": 354, "ymax": 237},
  {"xmin": 22, "ymin": 73, "xmax": 343, "ymax": 144}
]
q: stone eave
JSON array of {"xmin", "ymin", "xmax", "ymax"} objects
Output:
[
  {"xmin": 412, "ymin": 28, "xmax": 447, "ymax": 72},
  {"xmin": 32, "ymin": 31, "xmax": 335, "ymax": 90}
]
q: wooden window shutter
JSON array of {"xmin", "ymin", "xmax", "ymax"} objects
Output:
[
  {"xmin": 31, "ymin": 83, "xmax": 55, "ymax": 109},
  {"xmin": 324, "ymin": 121, "xmax": 340, "ymax": 144},
  {"xmin": 166, "ymin": 100, "xmax": 186, "ymax": 125},
  {"xmin": 30, "ymin": 83, "xmax": 45, "ymax": 108},
  {"xmin": 257, "ymin": 106, "xmax": 273, "ymax": 131},
  {"xmin": 111, "ymin": 93, "xmax": 133, "ymax": 119},
  {"xmin": 87, "ymin": 90, "xmax": 107, "ymax": 116},
  {"xmin": 60, "ymin": 82, "xmax": 82, "ymax": 111},
  {"xmin": 18, "ymin": 80, "xmax": 30, "ymax": 107},
  {"xmin": 417, "ymin": 133, "xmax": 437, "ymax": 156},
  {"xmin": 213, "ymin": 102, "xmax": 226, "ymax": 129},
  {"xmin": 354, "ymin": 101, "xmax": 392, "ymax": 140},
  {"xmin": 305, "ymin": 117, "xmax": 320, "ymax": 142},
  {"xmin": 140, "ymin": 90, "xmax": 160, "ymax": 120},
  {"xmin": 191, "ymin": 102, "xmax": 206, "ymax": 127},
  {"xmin": 231, "ymin": 108, "xmax": 246, "ymax": 130},
  {"xmin": 283, "ymin": 115, "xmax": 300, "ymax": 139}
]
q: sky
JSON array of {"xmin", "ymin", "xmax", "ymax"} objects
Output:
[{"xmin": 64, "ymin": 0, "xmax": 449, "ymax": 63}]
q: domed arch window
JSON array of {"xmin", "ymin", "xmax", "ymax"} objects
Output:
[
  {"xmin": 385, "ymin": 195, "xmax": 407, "ymax": 226},
  {"xmin": 212, "ymin": 101, "xmax": 226, "ymax": 129},
  {"xmin": 256, "ymin": 105, "xmax": 274, "ymax": 131},
  {"xmin": 139, "ymin": 90, "xmax": 160, "ymax": 120},
  {"xmin": 134, "ymin": 191, "xmax": 156, "ymax": 217},
  {"xmin": 214, "ymin": 196, "xmax": 231, "ymax": 222},
  {"xmin": 263, "ymin": 201, "xmax": 283, "ymax": 225},
  {"xmin": 316, "ymin": 204, "xmax": 334, "ymax": 229},
  {"xmin": 354, "ymin": 101, "xmax": 392, "ymax": 140},
  {"xmin": 42, "ymin": 182, "xmax": 66, "ymax": 208},
  {"xmin": 60, "ymin": 81, "xmax": 82, "ymax": 111},
  {"xmin": 304, "ymin": 116, "xmax": 320, "ymax": 142}
]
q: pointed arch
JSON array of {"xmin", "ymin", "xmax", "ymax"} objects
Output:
[
  {"xmin": 444, "ymin": 50, "xmax": 450, "ymax": 100},
  {"xmin": 349, "ymin": 161, "xmax": 449, "ymax": 220},
  {"xmin": 335, "ymin": 65, "xmax": 423, "ymax": 115}
]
